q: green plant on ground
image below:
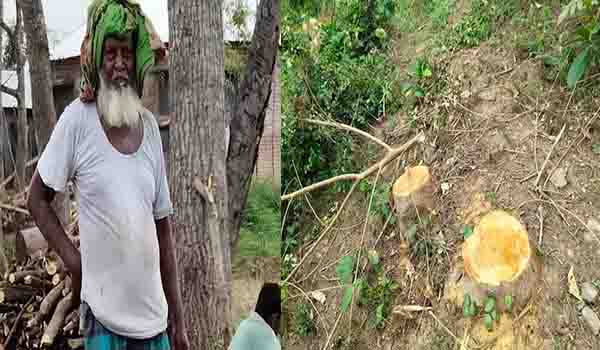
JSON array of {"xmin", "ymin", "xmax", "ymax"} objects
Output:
[
  {"xmin": 237, "ymin": 180, "xmax": 281, "ymax": 259},
  {"xmin": 557, "ymin": 0, "xmax": 600, "ymax": 88},
  {"xmin": 358, "ymin": 179, "xmax": 395, "ymax": 224},
  {"xmin": 463, "ymin": 292, "xmax": 513, "ymax": 331},
  {"xmin": 355, "ymin": 251, "xmax": 398, "ymax": 329},
  {"xmin": 292, "ymin": 303, "xmax": 316, "ymax": 337},
  {"xmin": 439, "ymin": 0, "xmax": 519, "ymax": 49}
]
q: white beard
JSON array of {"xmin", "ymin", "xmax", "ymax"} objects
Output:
[{"xmin": 97, "ymin": 75, "xmax": 142, "ymax": 128}]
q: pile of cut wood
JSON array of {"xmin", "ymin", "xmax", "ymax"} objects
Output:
[{"xmin": 0, "ymin": 251, "xmax": 82, "ymax": 349}]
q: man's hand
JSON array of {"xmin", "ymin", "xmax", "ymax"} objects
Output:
[
  {"xmin": 27, "ymin": 171, "xmax": 82, "ymax": 305},
  {"xmin": 156, "ymin": 217, "xmax": 188, "ymax": 350},
  {"xmin": 168, "ymin": 317, "xmax": 189, "ymax": 350}
]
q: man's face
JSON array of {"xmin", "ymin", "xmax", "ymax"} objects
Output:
[{"xmin": 101, "ymin": 35, "xmax": 135, "ymax": 88}]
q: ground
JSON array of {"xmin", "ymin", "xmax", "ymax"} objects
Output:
[{"xmin": 282, "ymin": 1, "xmax": 600, "ymax": 349}]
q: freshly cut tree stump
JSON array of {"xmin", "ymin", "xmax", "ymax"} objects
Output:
[
  {"xmin": 444, "ymin": 210, "xmax": 542, "ymax": 313},
  {"xmin": 390, "ymin": 165, "xmax": 437, "ymax": 235}
]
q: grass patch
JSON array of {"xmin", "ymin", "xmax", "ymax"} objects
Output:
[{"xmin": 236, "ymin": 180, "xmax": 281, "ymax": 259}]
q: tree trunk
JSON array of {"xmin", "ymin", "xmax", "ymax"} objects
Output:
[
  {"xmin": 14, "ymin": 4, "xmax": 28, "ymax": 192},
  {"xmin": 20, "ymin": 0, "xmax": 69, "ymax": 228},
  {"xmin": 227, "ymin": 0, "xmax": 281, "ymax": 250},
  {"xmin": 0, "ymin": 0, "xmax": 7, "ymax": 276},
  {"xmin": 20, "ymin": 0, "xmax": 57, "ymax": 155},
  {"xmin": 167, "ymin": 0, "xmax": 232, "ymax": 348}
]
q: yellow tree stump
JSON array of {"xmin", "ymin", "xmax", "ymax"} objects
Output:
[
  {"xmin": 445, "ymin": 210, "xmax": 542, "ymax": 313},
  {"xmin": 390, "ymin": 165, "xmax": 436, "ymax": 237}
]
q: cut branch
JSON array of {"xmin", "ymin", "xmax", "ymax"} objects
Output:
[
  {"xmin": 303, "ymin": 118, "xmax": 392, "ymax": 151},
  {"xmin": 282, "ymin": 131, "xmax": 425, "ymax": 201}
]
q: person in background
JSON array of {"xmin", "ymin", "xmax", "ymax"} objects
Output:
[
  {"xmin": 26, "ymin": 1, "xmax": 188, "ymax": 349},
  {"xmin": 229, "ymin": 283, "xmax": 282, "ymax": 350}
]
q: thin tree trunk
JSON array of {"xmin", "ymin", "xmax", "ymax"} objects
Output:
[
  {"xmin": 20, "ymin": 0, "xmax": 57, "ymax": 154},
  {"xmin": 15, "ymin": 3, "xmax": 28, "ymax": 192},
  {"xmin": 227, "ymin": 0, "xmax": 281, "ymax": 249},
  {"xmin": 20, "ymin": 0, "xmax": 70, "ymax": 228},
  {"xmin": 167, "ymin": 0, "xmax": 231, "ymax": 348},
  {"xmin": 0, "ymin": 0, "xmax": 8, "ymax": 275}
]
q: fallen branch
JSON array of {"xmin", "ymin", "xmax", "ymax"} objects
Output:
[
  {"xmin": 3, "ymin": 295, "xmax": 34, "ymax": 349},
  {"xmin": 534, "ymin": 123, "xmax": 567, "ymax": 188},
  {"xmin": 0, "ymin": 203, "xmax": 29, "ymax": 215},
  {"xmin": 282, "ymin": 131, "xmax": 425, "ymax": 201},
  {"xmin": 303, "ymin": 119, "xmax": 392, "ymax": 151},
  {"xmin": 0, "ymin": 156, "xmax": 40, "ymax": 189},
  {"xmin": 283, "ymin": 131, "xmax": 424, "ymax": 283}
]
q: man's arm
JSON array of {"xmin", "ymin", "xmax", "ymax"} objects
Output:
[
  {"xmin": 156, "ymin": 217, "xmax": 187, "ymax": 340},
  {"xmin": 27, "ymin": 170, "xmax": 82, "ymax": 305}
]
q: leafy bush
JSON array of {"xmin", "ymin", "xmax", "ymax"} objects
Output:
[
  {"xmin": 557, "ymin": 0, "xmax": 600, "ymax": 88},
  {"xmin": 281, "ymin": 0, "xmax": 402, "ymax": 196}
]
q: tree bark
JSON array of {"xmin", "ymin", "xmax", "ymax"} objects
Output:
[
  {"xmin": 19, "ymin": 0, "xmax": 56, "ymax": 154},
  {"xmin": 20, "ymin": 0, "xmax": 69, "ymax": 227},
  {"xmin": 15, "ymin": 3, "xmax": 28, "ymax": 191},
  {"xmin": 0, "ymin": 0, "xmax": 8, "ymax": 276},
  {"xmin": 167, "ymin": 0, "xmax": 232, "ymax": 348},
  {"xmin": 227, "ymin": 0, "xmax": 281, "ymax": 250}
]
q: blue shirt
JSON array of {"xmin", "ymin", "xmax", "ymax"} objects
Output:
[{"xmin": 229, "ymin": 312, "xmax": 281, "ymax": 350}]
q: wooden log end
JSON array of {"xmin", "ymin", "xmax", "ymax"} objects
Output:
[{"xmin": 445, "ymin": 210, "xmax": 542, "ymax": 314}]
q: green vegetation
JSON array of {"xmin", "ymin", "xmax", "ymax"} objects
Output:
[
  {"xmin": 292, "ymin": 303, "xmax": 317, "ymax": 337},
  {"xmin": 236, "ymin": 180, "xmax": 281, "ymax": 259}
]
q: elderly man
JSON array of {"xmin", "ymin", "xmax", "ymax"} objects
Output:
[
  {"xmin": 27, "ymin": 1, "xmax": 188, "ymax": 349},
  {"xmin": 229, "ymin": 283, "xmax": 282, "ymax": 350}
]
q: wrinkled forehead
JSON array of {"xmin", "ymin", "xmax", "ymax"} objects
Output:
[{"xmin": 103, "ymin": 32, "xmax": 134, "ymax": 51}]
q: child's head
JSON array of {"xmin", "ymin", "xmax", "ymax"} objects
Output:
[{"xmin": 255, "ymin": 283, "xmax": 281, "ymax": 334}]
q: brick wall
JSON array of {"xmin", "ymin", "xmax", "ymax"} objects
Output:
[{"xmin": 253, "ymin": 63, "xmax": 281, "ymax": 185}]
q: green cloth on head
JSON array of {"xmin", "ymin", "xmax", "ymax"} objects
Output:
[{"xmin": 80, "ymin": 0, "xmax": 163, "ymax": 102}]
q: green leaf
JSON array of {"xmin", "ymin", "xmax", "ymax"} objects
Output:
[
  {"xmin": 463, "ymin": 294, "xmax": 474, "ymax": 317},
  {"xmin": 368, "ymin": 250, "xmax": 380, "ymax": 267},
  {"xmin": 340, "ymin": 286, "xmax": 354, "ymax": 313},
  {"xmin": 336, "ymin": 255, "xmax": 356, "ymax": 284},
  {"xmin": 567, "ymin": 47, "xmax": 591, "ymax": 88},
  {"xmin": 504, "ymin": 295, "xmax": 513, "ymax": 311},
  {"xmin": 407, "ymin": 224, "xmax": 418, "ymax": 243},
  {"xmin": 414, "ymin": 87, "xmax": 426, "ymax": 97},
  {"xmin": 423, "ymin": 67, "xmax": 433, "ymax": 78},
  {"xmin": 463, "ymin": 226, "xmax": 474, "ymax": 239},
  {"xmin": 491, "ymin": 309, "xmax": 498, "ymax": 321},
  {"xmin": 484, "ymin": 296, "xmax": 496, "ymax": 313},
  {"xmin": 543, "ymin": 56, "xmax": 561, "ymax": 66},
  {"xmin": 592, "ymin": 144, "xmax": 600, "ymax": 154},
  {"xmin": 375, "ymin": 303, "xmax": 385, "ymax": 324},
  {"xmin": 484, "ymin": 313, "xmax": 494, "ymax": 331}
]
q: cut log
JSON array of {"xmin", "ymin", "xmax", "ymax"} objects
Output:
[
  {"xmin": 0, "ymin": 304, "xmax": 20, "ymax": 313},
  {"xmin": 23, "ymin": 276, "xmax": 52, "ymax": 290},
  {"xmin": 390, "ymin": 165, "xmax": 437, "ymax": 237},
  {"xmin": 15, "ymin": 227, "xmax": 47, "ymax": 264},
  {"xmin": 51, "ymin": 273, "xmax": 65, "ymax": 286},
  {"xmin": 27, "ymin": 279, "xmax": 65, "ymax": 328},
  {"xmin": 0, "ymin": 285, "xmax": 37, "ymax": 303},
  {"xmin": 45, "ymin": 254, "xmax": 65, "ymax": 276},
  {"xmin": 8, "ymin": 270, "xmax": 44, "ymax": 284},
  {"xmin": 67, "ymin": 337, "xmax": 84, "ymax": 349},
  {"xmin": 40, "ymin": 292, "xmax": 72, "ymax": 347},
  {"xmin": 62, "ymin": 276, "xmax": 72, "ymax": 297},
  {"xmin": 444, "ymin": 210, "xmax": 542, "ymax": 313}
]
